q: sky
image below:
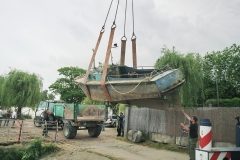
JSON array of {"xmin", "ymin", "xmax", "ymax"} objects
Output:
[{"xmin": 1, "ymin": 0, "xmax": 240, "ymax": 92}]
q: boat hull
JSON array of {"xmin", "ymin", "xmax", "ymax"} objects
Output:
[{"xmin": 76, "ymin": 68, "xmax": 185, "ymax": 103}]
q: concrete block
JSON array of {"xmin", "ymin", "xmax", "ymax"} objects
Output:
[
  {"xmin": 150, "ymin": 132, "xmax": 175, "ymax": 144},
  {"xmin": 213, "ymin": 142, "xmax": 235, "ymax": 147}
]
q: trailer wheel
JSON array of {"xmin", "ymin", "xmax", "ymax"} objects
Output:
[
  {"xmin": 34, "ymin": 118, "xmax": 42, "ymax": 127},
  {"xmin": 88, "ymin": 125, "xmax": 102, "ymax": 137},
  {"xmin": 63, "ymin": 121, "xmax": 77, "ymax": 139}
]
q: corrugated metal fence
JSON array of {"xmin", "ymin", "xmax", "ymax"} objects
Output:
[{"xmin": 126, "ymin": 107, "xmax": 240, "ymax": 144}]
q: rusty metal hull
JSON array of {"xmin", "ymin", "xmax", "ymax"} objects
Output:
[{"xmin": 75, "ymin": 68, "xmax": 185, "ymax": 106}]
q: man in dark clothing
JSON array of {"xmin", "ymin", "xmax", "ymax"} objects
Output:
[
  {"xmin": 42, "ymin": 110, "xmax": 49, "ymax": 136},
  {"xmin": 180, "ymin": 110, "xmax": 198, "ymax": 160},
  {"xmin": 42, "ymin": 109, "xmax": 55, "ymax": 137},
  {"xmin": 4, "ymin": 109, "xmax": 12, "ymax": 127},
  {"xmin": 117, "ymin": 112, "xmax": 124, "ymax": 136}
]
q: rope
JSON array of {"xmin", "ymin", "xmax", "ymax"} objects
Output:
[
  {"xmin": 102, "ymin": 0, "xmax": 114, "ymax": 31},
  {"xmin": 107, "ymin": 76, "xmax": 150, "ymax": 95},
  {"xmin": 112, "ymin": 0, "xmax": 120, "ymax": 27}
]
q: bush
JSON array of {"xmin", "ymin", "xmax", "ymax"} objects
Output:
[
  {"xmin": 205, "ymin": 98, "xmax": 240, "ymax": 107},
  {"xmin": 21, "ymin": 114, "xmax": 32, "ymax": 119},
  {"xmin": 0, "ymin": 138, "xmax": 60, "ymax": 160}
]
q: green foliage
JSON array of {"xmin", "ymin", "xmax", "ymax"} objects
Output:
[
  {"xmin": 41, "ymin": 143, "xmax": 60, "ymax": 155},
  {"xmin": 40, "ymin": 90, "xmax": 48, "ymax": 101},
  {"xmin": 0, "ymin": 138, "xmax": 60, "ymax": 160},
  {"xmin": 81, "ymin": 97, "xmax": 104, "ymax": 105},
  {"xmin": 21, "ymin": 114, "xmax": 32, "ymax": 119},
  {"xmin": 1, "ymin": 69, "xmax": 43, "ymax": 114},
  {"xmin": 48, "ymin": 93, "xmax": 55, "ymax": 100},
  {"xmin": 155, "ymin": 46, "xmax": 204, "ymax": 107},
  {"xmin": 40, "ymin": 90, "xmax": 55, "ymax": 101},
  {"xmin": 22, "ymin": 138, "xmax": 42, "ymax": 160},
  {"xmin": 0, "ymin": 75, "xmax": 5, "ymax": 106},
  {"xmin": 0, "ymin": 146, "xmax": 25, "ymax": 160},
  {"xmin": 205, "ymin": 98, "xmax": 240, "ymax": 107},
  {"xmin": 49, "ymin": 67, "xmax": 86, "ymax": 104},
  {"xmin": 203, "ymin": 44, "xmax": 240, "ymax": 100},
  {"xmin": 116, "ymin": 103, "xmax": 126, "ymax": 114}
]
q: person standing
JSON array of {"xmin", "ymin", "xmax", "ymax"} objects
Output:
[
  {"xmin": 42, "ymin": 109, "xmax": 55, "ymax": 137},
  {"xmin": 102, "ymin": 123, "xmax": 105, "ymax": 131},
  {"xmin": 11, "ymin": 109, "xmax": 17, "ymax": 128},
  {"xmin": 0, "ymin": 107, "xmax": 3, "ymax": 127},
  {"xmin": 4, "ymin": 109, "xmax": 12, "ymax": 127},
  {"xmin": 42, "ymin": 109, "xmax": 50, "ymax": 136},
  {"xmin": 180, "ymin": 110, "xmax": 198, "ymax": 160},
  {"xmin": 117, "ymin": 112, "xmax": 125, "ymax": 136}
]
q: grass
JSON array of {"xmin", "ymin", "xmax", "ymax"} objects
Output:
[
  {"xmin": 116, "ymin": 136, "xmax": 188, "ymax": 154},
  {"xmin": 0, "ymin": 138, "xmax": 60, "ymax": 160}
]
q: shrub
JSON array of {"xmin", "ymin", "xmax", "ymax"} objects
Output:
[
  {"xmin": 21, "ymin": 114, "xmax": 32, "ymax": 119},
  {"xmin": 205, "ymin": 98, "xmax": 240, "ymax": 107},
  {"xmin": 0, "ymin": 138, "xmax": 60, "ymax": 160}
]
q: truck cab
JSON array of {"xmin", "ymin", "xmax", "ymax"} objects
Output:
[{"xmin": 34, "ymin": 100, "xmax": 65, "ymax": 127}]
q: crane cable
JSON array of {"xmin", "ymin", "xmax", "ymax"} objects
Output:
[
  {"xmin": 112, "ymin": 0, "xmax": 120, "ymax": 28},
  {"xmin": 131, "ymin": 0, "xmax": 136, "ymax": 39},
  {"xmin": 101, "ymin": 0, "xmax": 114, "ymax": 32},
  {"xmin": 121, "ymin": 0, "xmax": 127, "ymax": 40}
]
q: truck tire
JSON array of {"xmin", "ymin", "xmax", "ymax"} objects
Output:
[
  {"xmin": 63, "ymin": 121, "xmax": 77, "ymax": 139},
  {"xmin": 88, "ymin": 125, "xmax": 102, "ymax": 137},
  {"xmin": 34, "ymin": 118, "xmax": 42, "ymax": 127},
  {"xmin": 112, "ymin": 122, "xmax": 116, "ymax": 128}
]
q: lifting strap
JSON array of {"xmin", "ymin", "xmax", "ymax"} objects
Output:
[
  {"xmin": 83, "ymin": 30, "xmax": 104, "ymax": 99},
  {"xmin": 83, "ymin": 0, "xmax": 114, "ymax": 99},
  {"xmin": 120, "ymin": 0, "xmax": 128, "ymax": 66},
  {"xmin": 131, "ymin": 0, "xmax": 137, "ymax": 68},
  {"xmin": 101, "ymin": 0, "xmax": 120, "ymax": 102}
]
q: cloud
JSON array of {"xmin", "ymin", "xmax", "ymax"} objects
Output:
[{"xmin": 1, "ymin": 0, "xmax": 240, "ymax": 91}]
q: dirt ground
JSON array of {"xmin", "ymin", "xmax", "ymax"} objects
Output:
[{"xmin": 0, "ymin": 120, "xmax": 189, "ymax": 160}]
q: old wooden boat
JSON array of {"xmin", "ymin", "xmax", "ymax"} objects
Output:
[{"xmin": 75, "ymin": 65, "xmax": 185, "ymax": 110}]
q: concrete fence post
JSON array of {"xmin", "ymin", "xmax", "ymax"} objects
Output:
[{"xmin": 124, "ymin": 105, "xmax": 130, "ymax": 139}]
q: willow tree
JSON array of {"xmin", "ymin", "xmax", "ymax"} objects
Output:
[
  {"xmin": 0, "ymin": 75, "xmax": 5, "ymax": 106},
  {"xmin": 1, "ymin": 69, "xmax": 43, "ymax": 118},
  {"xmin": 155, "ymin": 46, "xmax": 204, "ymax": 107}
]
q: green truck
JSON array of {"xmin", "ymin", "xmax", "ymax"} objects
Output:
[{"xmin": 34, "ymin": 100, "xmax": 108, "ymax": 139}]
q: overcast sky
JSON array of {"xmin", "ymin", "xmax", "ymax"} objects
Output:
[{"xmin": 1, "ymin": 0, "xmax": 240, "ymax": 92}]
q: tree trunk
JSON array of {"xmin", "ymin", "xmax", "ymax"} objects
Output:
[{"xmin": 17, "ymin": 107, "xmax": 22, "ymax": 119}]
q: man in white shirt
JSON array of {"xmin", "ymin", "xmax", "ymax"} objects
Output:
[
  {"xmin": 11, "ymin": 109, "xmax": 17, "ymax": 128},
  {"xmin": 0, "ymin": 107, "xmax": 3, "ymax": 127}
]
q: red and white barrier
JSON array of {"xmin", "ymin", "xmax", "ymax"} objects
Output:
[
  {"xmin": 199, "ymin": 119, "xmax": 212, "ymax": 150},
  {"xmin": 210, "ymin": 152, "xmax": 231, "ymax": 160}
]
